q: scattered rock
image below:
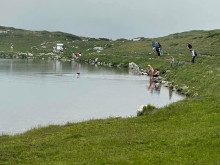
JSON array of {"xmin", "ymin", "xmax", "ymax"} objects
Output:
[
  {"xmin": 192, "ymin": 93, "xmax": 198, "ymax": 97},
  {"xmin": 137, "ymin": 105, "xmax": 145, "ymax": 116},
  {"xmin": 163, "ymin": 83, "xmax": 169, "ymax": 87},
  {"xmin": 182, "ymin": 85, "xmax": 189, "ymax": 91},
  {"xmin": 153, "ymin": 76, "xmax": 163, "ymax": 83},
  {"xmin": 129, "ymin": 62, "xmax": 142, "ymax": 75},
  {"xmin": 178, "ymin": 61, "xmax": 184, "ymax": 66}
]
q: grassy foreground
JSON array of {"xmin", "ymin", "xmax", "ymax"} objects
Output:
[
  {"xmin": 0, "ymin": 26, "xmax": 220, "ymax": 164},
  {"xmin": 0, "ymin": 96, "xmax": 219, "ymax": 164}
]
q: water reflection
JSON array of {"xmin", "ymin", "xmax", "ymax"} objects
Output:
[
  {"xmin": 71, "ymin": 61, "xmax": 81, "ymax": 71},
  {"xmin": 0, "ymin": 59, "xmax": 183, "ymax": 134},
  {"xmin": 53, "ymin": 60, "xmax": 62, "ymax": 72},
  {"xmin": 153, "ymin": 83, "xmax": 162, "ymax": 95},
  {"xmin": 147, "ymin": 77, "xmax": 154, "ymax": 91},
  {"xmin": 0, "ymin": 59, "xmax": 84, "ymax": 74},
  {"xmin": 169, "ymin": 88, "xmax": 173, "ymax": 100},
  {"xmin": 147, "ymin": 77, "xmax": 173, "ymax": 100}
]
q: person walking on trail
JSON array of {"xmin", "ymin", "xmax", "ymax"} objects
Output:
[
  {"xmin": 170, "ymin": 56, "xmax": 174, "ymax": 69},
  {"xmin": 190, "ymin": 49, "xmax": 196, "ymax": 64},
  {"xmin": 147, "ymin": 65, "xmax": 154, "ymax": 78}
]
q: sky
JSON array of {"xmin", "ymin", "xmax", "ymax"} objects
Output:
[{"xmin": 1, "ymin": 0, "xmax": 220, "ymax": 39}]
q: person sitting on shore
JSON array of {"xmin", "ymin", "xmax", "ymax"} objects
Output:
[{"xmin": 153, "ymin": 69, "xmax": 160, "ymax": 77}]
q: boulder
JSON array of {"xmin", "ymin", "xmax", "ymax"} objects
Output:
[
  {"xmin": 137, "ymin": 105, "xmax": 145, "ymax": 116},
  {"xmin": 163, "ymin": 83, "xmax": 169, "ymax": 87},
  {"xmin": 182, "ymin": 85, "xmax": 189, "ymax": 91}
]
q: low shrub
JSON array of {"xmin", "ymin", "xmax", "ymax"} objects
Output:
[{"xmin": 143, "ymin": 104, "xmax": 157, "ymax": 115}]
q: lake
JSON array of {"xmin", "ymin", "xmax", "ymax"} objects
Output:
[{"xmin": 0, "ymin": 59, "xmax": 184, "ymax": 134}]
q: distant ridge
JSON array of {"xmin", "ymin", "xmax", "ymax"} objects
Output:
[{"xmin": 0, "ymin": 25, "xmax": 220, "ymax": 55}]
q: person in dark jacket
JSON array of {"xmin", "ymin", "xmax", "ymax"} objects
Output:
[{"xmin": 155, "ymin": 42, "xmax": 161, "ymax": 58}]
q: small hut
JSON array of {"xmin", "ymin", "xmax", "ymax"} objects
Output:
[{"xmin": 56, "ymin": 43, "xmax": 64, "ymax": 53}]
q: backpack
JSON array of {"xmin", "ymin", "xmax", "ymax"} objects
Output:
[
  {"xmin": 158, "ymin": 43, "xmax": 162, "ymax": 48},
  {"xmin": 160, "ymin": 50, "xmax": 163, "ymax": 57},
  {"xmin": 194, "ymin": 51, "xmax": 197, "ymax": 56},
  {"xmin": 161, "ymin": 70, "xmax": 166, "ymax": 74}
]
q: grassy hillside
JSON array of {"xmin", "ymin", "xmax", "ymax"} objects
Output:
[
  {"xmin": 0, "ymin": 26, "xmax": 82, "ymax": 53},
  {"xmin": 1, "ymin": 26, "xmax": 220, "ymax": 56},
  {"xmin": 0, "ymin": 26, "xmax": 220, "ymax": 164}
]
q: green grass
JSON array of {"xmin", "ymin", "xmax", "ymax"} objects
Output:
[
  {"xmin": 0, "ymin": 26, "xmax": 220, "ymax": 164},
  {"xmin": 0, "ymin": 97, "xmax": 219, "ymax": 164}
]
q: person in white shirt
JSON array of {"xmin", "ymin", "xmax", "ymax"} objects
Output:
[{"xmin": 190, "ymin": 49, "xmax": 196, "ymax": 64}]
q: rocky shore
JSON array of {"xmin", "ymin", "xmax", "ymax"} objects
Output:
[
  {"xmin": 0, "ymin": 53, "xmax": 197, "ymax": 98},
  {"xmin": 128, "ymin": 62, "xmax": 198, "ymax": 98}
]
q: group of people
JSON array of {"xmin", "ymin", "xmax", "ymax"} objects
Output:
[
  {"xmin": 152, "ymin": 41, "xmax": 163, "ymax": 58},
  {"xmin": 151, "ymin": 42, "xmax": 196, "ymax": 68},
  {"xmin": 147, "ymin": 42, "xmax": 197, "ymax": 91},
  {"xmin": 146, "ymin": 65, "xmax": 160, "ymax": 91},
  {"xmin": 73, "ymin": 52, "xmax": 82, "ymax": 58},
  {"xmin": 147, "ymin": 65, "xmax": 160, "ymax": 78}
]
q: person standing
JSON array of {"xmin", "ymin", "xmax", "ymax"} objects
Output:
[
  {"xmin": 152, "ymin": 41, "xmax": 156, "ymax": 52},
  {"xmin": 147, "ymin": 65, "xmax": 154, "ymax": 78},
  {"xmin": 190, "ymin": 49, "xmax": 196, "ymax": 63},
  {"xmin": 10, "ymin": 43, "xmax": 14, "ymax": 52},
  {"xmin": 158, "ymin": 42, "xmax": 162, "ymax": 51},
  {"xmin": 158, "ymin": 42, "xmax": 163, "ymax": 57},
  {"xmin": 156, "ymin": 42, "xmax": 162, "ymax": 58},
  {"xmin": 155, "ymin": 44, "xmax": 160, "ymax": 58},
  {"xmin": 170, "ymin": 56, "xmax": 174, "ymax": 69}
]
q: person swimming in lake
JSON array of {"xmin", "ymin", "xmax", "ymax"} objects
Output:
[{"xmin": 76, "ymin": 72, "xmax": 80, "ymax": 78}]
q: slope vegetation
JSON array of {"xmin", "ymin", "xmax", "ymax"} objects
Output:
[{"xmin": 0, "ymin": 26, "xmax": 220, "ymax": 164}]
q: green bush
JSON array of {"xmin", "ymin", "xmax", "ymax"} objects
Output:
[{"xmin": 143, "ymin": 104, "xmax": 157, "ymax": 115}]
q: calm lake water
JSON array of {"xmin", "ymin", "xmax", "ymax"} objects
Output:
[{"xmin": 0, "ymin": 59, "xmax": 184, "ymax": 134}]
